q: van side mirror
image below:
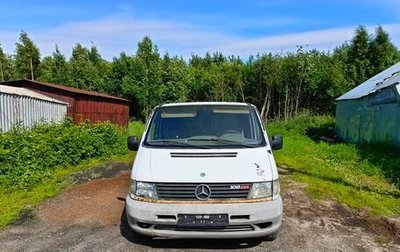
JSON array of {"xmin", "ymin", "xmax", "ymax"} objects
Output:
[
  {"xmin": 127, "ymin": 136, "xmax": 140, "ymax": 151},
  {"xmin": 270, "ymin": 135, "xmax": 283, "ymax": 150}
]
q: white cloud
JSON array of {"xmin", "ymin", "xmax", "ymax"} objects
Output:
[
  {"xmin": 0, "ymin": 17, "xmax": 237, "ymax": 59},
  {"xmin": 1, "ymin": 16, "xmax": 400, "ymax": 60},
  {"xmin": 210, "ymin": 24, "xmax": 400, "ymax": 55}
]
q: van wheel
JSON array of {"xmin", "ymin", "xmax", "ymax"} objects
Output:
[{"xmin": 262, "ymin": 231, "xmax": 278, "ymax": 241}]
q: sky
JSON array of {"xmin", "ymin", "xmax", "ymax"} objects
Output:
[{"xmin": 0, "ymin": 0, "xmax": 400, "ymax": 60}]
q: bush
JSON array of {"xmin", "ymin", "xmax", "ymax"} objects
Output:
[{"xmin": 0, "ymin": 119, "xmax": 127, "ymax": 189}]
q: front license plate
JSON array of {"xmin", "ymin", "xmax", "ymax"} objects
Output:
[{"xmin": 177, "ymin": 214, "xmax": 229, "ymax": 227}]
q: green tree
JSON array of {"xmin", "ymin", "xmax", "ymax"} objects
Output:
[
  {"xmin": 4, "ymin": 30, "xmax": 400, "ymax": 119},
  {"xmin": 37, "ymin": 56, "xmax": 54, "ymax": 82},
  {"xmin": 122, "ymin": 36, "xmax": 163, "ymax": 118},
  {"xmin": 368, "ymin": 26, "xmax": 400, "ymax": 75},
  {"xmin": 244, "ymin": 53, "xmax": 282, "ymax": 119},
  {"xmin": 221, "ymin": 57, "xmax": 245, "ymax": 102},
  {"xmin": 187, "ymin": 53, "xmax": 226, "ymax": 102},
  {"xmin": 69, "ymin": 44, "xmax": 100, "ymax": 89},
  {"xmin": 304, "ymin": 51, "xmax": 347, "ymax": 114},
  {"xmin": 107, "ymin": 52, "xmax": 134, "ymax": 96},
  {"xmin": 15, "ymin": 31, "xmax": 40, "ymax": 80},
  {"xmin": 37, "ymin": 46, "xmax": 70, "ymax": 84},
  {"xmin": 186, "ymin": 64, "xmax": 214, "ymax": 101},
  {"xmin": 52, "ymin": 46, "xmax": 70, "ymax": 84},
  {"xmin": 0, "ymin": 44, "xmax": 17, "ymax": 81},
  {"xmin": 206, "ymin": 63, "xmax": 225, "ymax": 101},
  {"xmin": 187, "ymin": 52, "xmax": 244, "ymax": 102},
  {"xmin": 88, "ymin": 45, "xmax": 111, "ymax": 92},
  {"xmin": 347, "ymin": 26, "xmax": 371, "ymax": 85},
  {"xmin": 0, "ymin": 44, "xmax": 5, "ymax": 81},
  {"xmin": 333, "ymin": 42, "xmax": 352, "ymax": 84},
  {"xmin": 279, "ymin": 53, "xmax": 299, "ymax": 120},
  {"xmin": 162, "ymin": 53, "xmax": 188, "ymax": 103}
]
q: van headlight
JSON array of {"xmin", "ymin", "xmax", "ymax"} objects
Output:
[
  {"xmin": 248, "ymin": 179, "xmax": 280, "ymax": 200},
  {"xmin": 129, "ymin": 180, "xmax": 158, "ymax": 199}
]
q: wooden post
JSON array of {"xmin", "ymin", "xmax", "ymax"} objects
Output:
[
  {"xmin": 30, "ymin": 57, "xmax": 34, "ymax": 80},
  {"xmin": 0, "ymin": 59, "xmax": 4, "ymax": 82}
]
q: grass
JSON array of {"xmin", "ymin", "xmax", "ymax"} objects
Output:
[
  {"xmin": 267, "ymin": 113, "xmax": 400, "ymax": 216},
  {"xmin": 128, "ymin": 121, "xmax": 146, "ymax": 137}
]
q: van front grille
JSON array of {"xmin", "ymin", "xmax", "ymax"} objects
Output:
[{"xmin": 155, "ymin": 183, "xmax": 251, "ymax": 200}]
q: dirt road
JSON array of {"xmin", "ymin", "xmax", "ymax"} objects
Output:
[{"xmin": 0, "ymin": 164, "xmax": 399, "ymax": 252}]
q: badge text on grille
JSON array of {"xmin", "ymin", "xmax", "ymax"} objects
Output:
[{"xmin": 230, "ymin": 184, "xmax": 250, "ymax": 190}]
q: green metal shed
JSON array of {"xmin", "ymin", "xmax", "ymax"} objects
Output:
[{"xmin": 335, "ymin": 61, "xmax": 400, "ymax": 146}]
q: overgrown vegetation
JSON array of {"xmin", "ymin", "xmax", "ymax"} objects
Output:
[
  {"xmin": 1, "ymin": 26, "xmax": 399, "ymax": 120},
  {"xmin": 0, "ymin": 120, "xmax": 131, "ymax": 228},
  {"xmin": 267, "ymin": 114, "xmax": 400, "ymax": 215}
]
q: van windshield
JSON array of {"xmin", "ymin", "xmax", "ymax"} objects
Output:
[{"xmin": 144, "ymin": 105, "xmax": 266, "ymax": 148}]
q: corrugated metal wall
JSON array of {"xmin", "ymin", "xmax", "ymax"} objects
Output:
[
  {"xmin": 335, "ymin": 84, "xmax": 400, "ymax": 146},
  {"xmin": 0, "ymin": 93, "xmax": 67, "ymax": 132},
  {"xmin": 74, "ymin": 97, "xmax": 129, "ymax": 127}
]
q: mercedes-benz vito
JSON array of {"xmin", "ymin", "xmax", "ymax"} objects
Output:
[{"xmin": 126, "ymin": 102, "xmax": 283, "ymax": 240}]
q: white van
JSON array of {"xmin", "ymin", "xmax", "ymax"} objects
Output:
[{"xmin": 126, "ymin": 102, "xmax": 283, "ymax": 240}]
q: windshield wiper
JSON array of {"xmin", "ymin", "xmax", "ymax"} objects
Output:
[
  {"xmin": 150, "ymin": 140, "xmax": 211, "ymax": 149},
  {"xmin": 187, "ymin": 138, "xmax": 258, "ymax": 148}
]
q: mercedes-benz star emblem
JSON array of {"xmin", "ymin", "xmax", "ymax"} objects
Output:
[{"xmin": 195, "ymin": 184, "xmax": 211, "ymax": 200}]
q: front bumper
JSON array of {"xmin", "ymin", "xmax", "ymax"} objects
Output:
[{"xmin": 125, "ymin": 196, "xmax": 283, "ymax": 239}]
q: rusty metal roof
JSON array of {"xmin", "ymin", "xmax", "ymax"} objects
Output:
[
  {"xmin": 0, "ymin": 84, "xmax": 68, "ymax": 104},
  {"xmin": 1, "ymin": 79, "xmax": 130, "ymax": 102}
]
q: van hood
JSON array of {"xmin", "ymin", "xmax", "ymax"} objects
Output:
[{"xmin": 132, "ymin": 147, "xmax": 277, "ymax": 183}]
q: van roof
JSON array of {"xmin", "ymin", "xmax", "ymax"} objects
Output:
[{"xmin": 160, "ymin": 102, "xmax": 250, "ymax": 107}]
